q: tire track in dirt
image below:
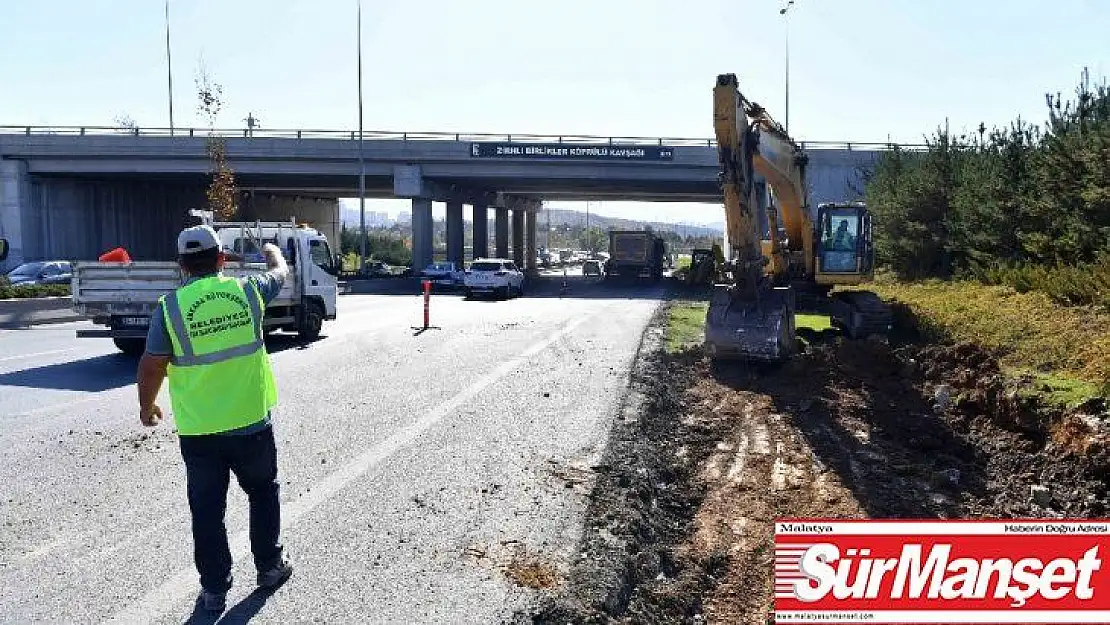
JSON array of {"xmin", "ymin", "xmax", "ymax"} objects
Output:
[{"xmin": 680, "ymin": 378, "xmax": 865, "ymax": 624}]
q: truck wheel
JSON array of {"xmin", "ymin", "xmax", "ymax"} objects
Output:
[
  {"xmin": 298, "ymin": 302, "xmax": 324, "ymax": 341},
  {"xmin": 113, "ymin": 337, "xmax": 146, "ymax": 357}
]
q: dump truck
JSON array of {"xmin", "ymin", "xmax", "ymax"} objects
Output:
[
  {"xmin": 604, "ymin": 230, "xmax": 666, "ymax": 281},
  {"xmin": 71, "ymin": 217, "xmax": 339, "ymax": 356}
]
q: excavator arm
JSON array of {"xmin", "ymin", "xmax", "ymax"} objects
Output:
[
  {"xmin": 747, "ymin": 111, "xmax": 815, "ymax": 278},
  {"xmin": 704, "ymin": 74, "xmax": 799, "ymax": 361},
  {"xmin": 712, "ymin": 74, "xmax": 766, "ymax": 298},
  {"xmin": 716, "ymin": 74, "xmax": 814, "ymax": 279}
]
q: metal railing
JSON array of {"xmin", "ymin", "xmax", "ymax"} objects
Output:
[{"xmin": 0, "ymin": 125, "xmax": 928, "ymax": 151}]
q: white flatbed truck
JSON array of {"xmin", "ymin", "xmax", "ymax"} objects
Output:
[{"xmin": 71, "ymin": 219, "xmax": 339, "ymax": 356}]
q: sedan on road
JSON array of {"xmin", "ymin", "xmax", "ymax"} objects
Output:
[
  {"xmin": 5, "ymin": 260, "xmax": 72, "ymax": 286},
  {"xmin": 420, "ymin": 262, "xmax": 465, "ymax": 289},
  {"xmin": 463, "ymin": 258, "xmax": 525, "ymax": 299}
]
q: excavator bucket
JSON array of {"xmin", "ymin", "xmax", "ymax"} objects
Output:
[{"xmin": 704, "ymin": 284, "xmax": 798, "ymax": 362}]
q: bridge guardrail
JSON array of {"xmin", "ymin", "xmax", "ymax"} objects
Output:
[{"xmin": 0, "ymin": 125, "xmax": 928, "ymax": 152}]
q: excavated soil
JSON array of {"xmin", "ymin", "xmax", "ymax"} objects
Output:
[{"xmin": 521, "ymin": 303, "xmax": 1110, "ymax": 625}]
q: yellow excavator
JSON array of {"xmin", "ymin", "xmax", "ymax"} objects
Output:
[{"xmin": 704, "ymin": 73, "xmax": 891, "ymax": 361}]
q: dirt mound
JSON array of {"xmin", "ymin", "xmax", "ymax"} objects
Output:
[{"xmin": 893, "ymin": 340, "xmax": 1110, "ymax": 516}]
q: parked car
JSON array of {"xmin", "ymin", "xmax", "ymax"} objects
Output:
[
  {"xmin": 363, "ymin": 260, "xmax": 393, "ymax": 277},
  {"xmin": 582, "ymin": 259, "xmax": 604, "ymax": 277},
  {"xmin": 6, "ymin": 261, "xmax": 72, "ymax": 286},
  {"xmin": 463, "ymin": 258, "xmax": 525, "ymax": 299},
  {"xmin": 420, "ymin": 262, "xmax": 464, "ymax": 288}
]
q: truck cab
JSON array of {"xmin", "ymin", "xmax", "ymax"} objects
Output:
[{"xmin": 216, "ymin": 221, "xmax": 340, "ymax": 324}]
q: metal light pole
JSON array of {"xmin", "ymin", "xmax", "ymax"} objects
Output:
[
  {"xmin": 164, "ymin": 0, "xmax": 174, "ymax": 135},
  {"xmin": 585, "ymin": 201, "xmax": 590, "ymax": 252},
  {"xmin": 780, "ymin": 0, "xmax": 794, "ymax": 134},
  {"xmin": 356, "ymin": 0, "xmax": 367, "ymax": 272}
]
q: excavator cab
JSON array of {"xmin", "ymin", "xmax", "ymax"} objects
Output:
[{"xmin": 814, "ymin": 202, "xmax": 874, "ymax": 285}]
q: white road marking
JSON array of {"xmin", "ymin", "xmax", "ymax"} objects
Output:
[
  {"xmin": 106, "ymin": 311, "xmax": 598, "ymax": 624},
  {"xmin": 5, "ymin": 394, "xmax": 112, "ymax": 419},
  {"xmin": 0, "ymin": 348, "xmax": 77, "ymax": 364}
]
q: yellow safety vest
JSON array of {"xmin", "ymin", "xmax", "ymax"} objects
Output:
[{"xmin": 161, "ymin": 275, "xmax": 277, "ymax": 435}]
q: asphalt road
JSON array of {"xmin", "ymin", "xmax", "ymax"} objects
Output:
[{"xmin": 0, "ymin": 276, "xmax": 664, "ymax": 624}]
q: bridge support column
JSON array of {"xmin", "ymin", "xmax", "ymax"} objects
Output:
[
  {"xmin": 495, "ymin": 208, "xmax": 509, "ymax": 258},
  {"xmin": 472, "ymin": 203, "xmax": 488, "ymax": 260},
  {"xmin": 525, "ymin": 209, "xmax": 537, "ymax": 274},
  {"xmin": 411, "ymin": 198, "xmax": 433, "ymax": 274},
  {"xmin": 512, "ymin": 209, "xmax": 525, "ymax": 267},
  {"xmin": 446, "ymin": 200, "xmax": 464, "ymax": 268},
  {"xmin": 0, "ymin": 159, "xmax": 30, "ymax": 272},
  {"xmin": 248, "ymin": 195, "xmax": 341, "ymax": 253}
]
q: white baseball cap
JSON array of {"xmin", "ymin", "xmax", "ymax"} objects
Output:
[{"xmin": 177, "ymin": 225, "xmax": 221, "ymax": 255}]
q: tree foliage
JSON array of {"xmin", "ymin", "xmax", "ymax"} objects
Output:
[
  {"xmin": 196, "ymin": 65, "xmax": 238, "ymax": 221},
  {"xmin": 339, "ymin": 224, "xmax": 412, "ymax": 266},
  {"xmin": 114, "ymin": 113, "xmax": 138, "ymax": 135},
  {"xmin": 865, "ymin": 67, "xmax": 1110, "ymax": 306}
]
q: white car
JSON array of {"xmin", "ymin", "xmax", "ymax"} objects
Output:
[{"xmin": 464, "ymin": 258, "xmax": 525, "ymax": 299}]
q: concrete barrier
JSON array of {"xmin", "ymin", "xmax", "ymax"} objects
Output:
[{"xmin": 0, "ymin": 296, "xmax": 87, "ymax": 328}]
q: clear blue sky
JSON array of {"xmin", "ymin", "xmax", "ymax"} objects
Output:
[{"xmin": 2, "ymin": 0, "xmax": 1106, "ymax": 225}]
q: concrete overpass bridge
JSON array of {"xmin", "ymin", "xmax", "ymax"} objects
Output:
[{"xmin": 0, "ymin": 125, "xmax": 914, "ymax": 273}]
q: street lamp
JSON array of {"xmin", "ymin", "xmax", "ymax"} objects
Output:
[
  {"xmin": 779, "ymin": 0, "xmax": 795, "ymax": 134},
  {"xmin": 164, "ymin": 0, "xmax": 174, "ymax": 135},
  {"xmin": 356, "ymin": 0, "xmax": 367, "ymax": 272},
  {"xmin": 585, "ymin": 201, "xmax": 590, "ymax": 252}
]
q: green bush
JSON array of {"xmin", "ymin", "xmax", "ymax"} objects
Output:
[
  {"xmin": 0, "ymin": 284, "xmax": 71, "ymax": 299},
  {"xmin": 968, "ymin": 254, "xmax": 1110, "ymax": 310}
]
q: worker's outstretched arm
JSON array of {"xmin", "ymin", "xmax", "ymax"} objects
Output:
[
  {"xmin": 262, "ymin": 243, "xmax": 289, "ymax": 282},
  {"xmin": 137, "ymin": 353, "xmax": 169, "ymax": 426}
]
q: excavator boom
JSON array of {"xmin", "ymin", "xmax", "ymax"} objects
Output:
[{"xmin": 703, "ymin": 74, "xmax": 797, "ymax": 362}]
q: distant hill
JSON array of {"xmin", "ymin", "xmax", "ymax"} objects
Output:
[
  {"xmin": 539, "ymin": 209, "xmax": 722, "ymax": 237},
  {"xmin": 341, "ymin": 205, "xmax": 723, "ymax": 237}
]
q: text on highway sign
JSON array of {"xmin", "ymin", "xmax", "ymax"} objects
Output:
[{"xmin": 469, "ymin": 142, "xmax": 674, "ymax": 161}]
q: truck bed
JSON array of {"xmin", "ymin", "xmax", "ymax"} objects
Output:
[{"xmin": 72, "ymin": 262, "xmax": 298, "ymax": 316}]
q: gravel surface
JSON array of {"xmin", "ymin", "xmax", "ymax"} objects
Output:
[{"xmin": 0, "ymin": 277, "xmax": 663, "ymax": 624}]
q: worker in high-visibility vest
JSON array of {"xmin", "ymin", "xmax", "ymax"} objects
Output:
[{"xmin": 136, "ymin": 225, "xmax": 293, "ymax": 613}]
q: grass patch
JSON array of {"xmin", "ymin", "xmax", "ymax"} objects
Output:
[
  {"xmin": 666, "ymin": 300, "xmax": 708, "ymax": 353},
  {"xmin": 665, "ymin": 304, "xmax": 834, "ymax": 354},
  {"xmin": 864, "ymin": 279, "xmax": 1109, "ymax": 399},
  {"xmin": 1013, "ymin": 370, "xmax": 1102, "ymax": 409}
]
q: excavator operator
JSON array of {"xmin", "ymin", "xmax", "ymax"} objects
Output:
[{"xmin": 830, "ymin": 219, "xmax": 856, "ymax": 251}]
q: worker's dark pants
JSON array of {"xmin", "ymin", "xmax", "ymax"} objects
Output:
[{"xmin": 179, "ymin": 424, "xmax": 283, "ymax": 594}]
